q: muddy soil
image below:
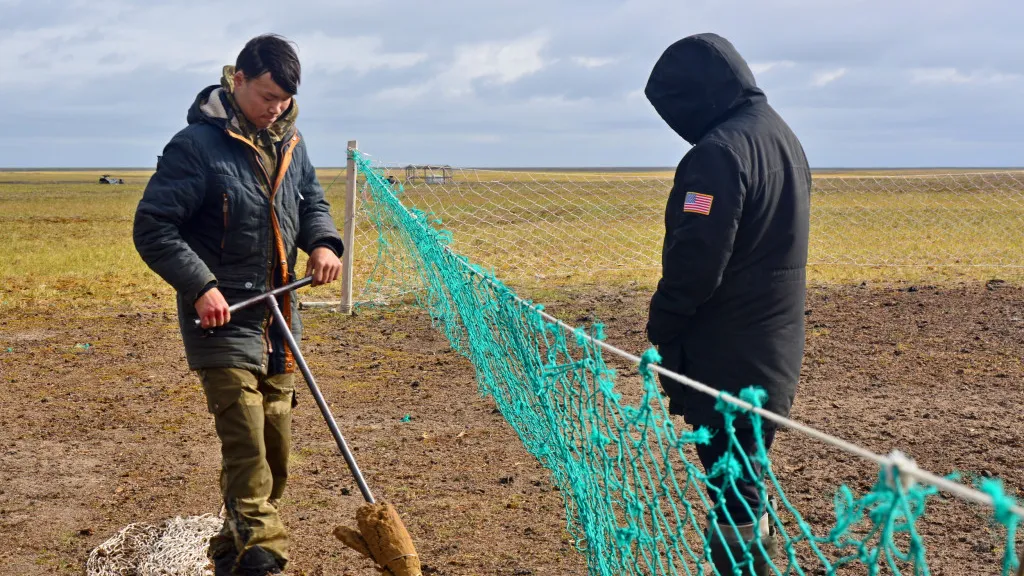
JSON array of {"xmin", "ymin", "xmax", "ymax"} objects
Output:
[{"xmin": 0, "ymin": 281, "xmax": 1021, "ymax": 575}]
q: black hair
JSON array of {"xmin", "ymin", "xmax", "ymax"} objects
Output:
[{"xmin": 236, "ymin": 34, "xmax": 301, "ymax": 95}]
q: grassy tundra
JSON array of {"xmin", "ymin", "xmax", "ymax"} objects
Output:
[{"xmin": 0, "ymin": 167, "xmax": 1021, "ymax": 313}]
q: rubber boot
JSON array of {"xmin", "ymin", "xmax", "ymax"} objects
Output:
[
  {"xmin": 208, "ymin": 534, "xmax": 237, "ymax": 576},
  {"xmin": 211, "ymin": 549, "xmax": 236, "ymax": 576},
  {"xmin": 707, "ymin": 512, "xmax": 777, "ymax": 576},
  {"xmin": 236, "ymin": 545, "xmax": 286, "ymax": 576}
]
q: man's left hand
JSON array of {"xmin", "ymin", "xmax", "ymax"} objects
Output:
[{"xmin": 306, "ymin": 246, "xmax": 342, "ymax": 286}]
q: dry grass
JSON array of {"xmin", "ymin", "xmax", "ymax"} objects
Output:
[{"xmin": 0, "ymin": 168, "xmax": 1021, "ymax": 313}]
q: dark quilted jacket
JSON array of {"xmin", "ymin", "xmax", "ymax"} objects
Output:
[{"xmin": 133, "ymin": 84, "xmax": 343, "ymax": 375}]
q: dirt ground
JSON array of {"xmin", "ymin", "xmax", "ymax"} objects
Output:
[{"xmin": 0, "ymin": 280, "xmax": 1021, "ymax": 575}]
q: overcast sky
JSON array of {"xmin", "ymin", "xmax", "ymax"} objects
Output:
[{"xmin": 1, "ymin": 0, "xmax": 1022, "ymax": 168}]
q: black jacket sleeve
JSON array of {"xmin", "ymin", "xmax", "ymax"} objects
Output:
[
  {"xmin": 133, "ymin": 135, "xmax": 217, "ymax": 303},
  {"xmin": 646, "ymin": 141, "xmax": 746, "ymax": 345},
  {"xmin": 296, "ymin": 142, "xmax": 345, "ymax": 257}
]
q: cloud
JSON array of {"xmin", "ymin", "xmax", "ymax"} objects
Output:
[
  {"xmin": 441, "ymin": 34, "xmax": 551, "ymax": 96},
  {"xmin": 749, "ymin": 60, "xmax": 796, "ymax": 75},
  {"xmin": 571, "ymin": 56, "xmax": 619, "ymax": 69},
  {"xmin": 910, "ymin": 67, "xmax": 1022, "ymax": 85},
  {"xmin": 0, "ymin": 2, "xmax": 426, "ymax": 90},
  {"xmin": 372, "ymin": 33, "xmax": 552, "ymax": 102},
  {"xmin": 374, "ymin": 83, "xmax": 433, "ymax": 104},
  {"xmin": 285, "ymin": 32, "xmax": 427, "ymax": 74},
  {"xmin": 811, "ymin": 67, "xmax": 847, "ymax": 87},
  {"xmin": 4, "ymin": 0, "xmax": 1024, "ymax": 168}
]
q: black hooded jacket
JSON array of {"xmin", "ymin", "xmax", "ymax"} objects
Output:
[{"xmin": 644, "ymin": 33, "xmax": 811, "ymax": 427}]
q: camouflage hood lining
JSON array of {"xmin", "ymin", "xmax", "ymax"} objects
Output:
[{"xmin": 187, "ymin": 65, "xmax": 298, "ymax": 143}]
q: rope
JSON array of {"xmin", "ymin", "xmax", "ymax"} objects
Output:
[{"xmin": 440, "ymin": 216, "xmax": 1024, "ymax": 521}]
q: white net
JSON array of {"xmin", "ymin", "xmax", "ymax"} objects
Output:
[
  {"xmin": 339, "ymin": 160, "xmax": 1024, "ymax": 306},
  {"xmin": 85, "ymin": 514, "xmax": 222, "ymax": 576}
]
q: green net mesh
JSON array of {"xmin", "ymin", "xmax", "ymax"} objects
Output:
[{"xmin": 351, "ymin": 150, "xmax": 1021, "ymax": 575}]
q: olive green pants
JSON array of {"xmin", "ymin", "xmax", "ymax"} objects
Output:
[{"xmin": 199, "ymin": 367, "xmax": 295, "ymax": 572}]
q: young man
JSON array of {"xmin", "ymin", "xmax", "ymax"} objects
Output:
[
  {"xmin": 133, "ymin": 34, "xmax": 344, "ymax": 576},
  {"xmin": 644, "ymin": 33, "xmax": 811, "ymax": 575}
]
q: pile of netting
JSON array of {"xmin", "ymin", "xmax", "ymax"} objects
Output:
[
  {"xmin": 85, "ymin": 514, "xmax": 222, "ymax": 576},
  {"xmin": 353, "ymin": 150, "xmax": 1023, "ymax": 576}
]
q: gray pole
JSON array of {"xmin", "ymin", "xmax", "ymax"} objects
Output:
[
  {"xmin": 340, "ymin": 139, "xmax": 358, "ymax": 315},
  {"xmin": 267, "ymin": 295, "xmax": 375, "ymax": 504}
]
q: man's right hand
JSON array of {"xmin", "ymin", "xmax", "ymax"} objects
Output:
[{"xmin": 196, "ymin": 288, "xmax": 230, "ymax": 329}]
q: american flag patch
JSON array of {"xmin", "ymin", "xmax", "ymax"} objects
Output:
[{"xmin": 683, "ymin": 192, "xmax": 713, "ymax": 215}]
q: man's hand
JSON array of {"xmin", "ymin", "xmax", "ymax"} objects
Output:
[
  {"xmin": 306, "ymin": 246, "xmax": 342, "ymax": 286},
  {"xmin": 195, "ymin": 287, "xmax": 230, "ymax": 329}
]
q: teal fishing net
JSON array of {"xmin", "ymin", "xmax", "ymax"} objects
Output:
[{"xmin": 351, "ymin": 150, "xmax": 1021, "ymax": 575}]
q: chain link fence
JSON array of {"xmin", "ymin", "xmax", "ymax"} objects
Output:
[{"xmin": 316, "ymin": 158, "xmax": 1024, "ymax": 306}]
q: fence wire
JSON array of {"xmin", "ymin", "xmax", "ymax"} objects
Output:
[{"xmin": 340, "ymin": 162, "xmax": 1024, "ymax": 306}]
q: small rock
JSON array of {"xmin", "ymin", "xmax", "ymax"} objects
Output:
[
  {"xmin": 340, "ymin": 487, "xmax": 351, "ymax": 496},
  {"xmin": 499, "ymin": 476, "xmax": 514, "ymax": 485},
  {"xmin": 78, "ymin": 527, "xmax": 94, "ymax": 536},
  {"xmin": 972, "ymin": 541, "xmax": 992, "ymax": 553}
]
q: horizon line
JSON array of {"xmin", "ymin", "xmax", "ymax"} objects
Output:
[{"xmin": 2, "ymin": 165, "xmax": 1023, "ymax": 172}]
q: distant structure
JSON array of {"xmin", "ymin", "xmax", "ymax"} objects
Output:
[
  {"xmin": 404, "ymin": 164, "xmax": 454, "ymax": 185},
  {"xmin": 98, "ymin": 175, "xmax": 124, "ymax": 184}
]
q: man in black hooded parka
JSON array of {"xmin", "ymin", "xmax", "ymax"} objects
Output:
[{"xmin": 644, "ymin": 33, "xmax": 811, "ymax": 574}]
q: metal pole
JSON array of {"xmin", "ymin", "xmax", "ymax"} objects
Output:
[
  {"xmin": 339, "ymin": 139, "xmax": 358, "ymax": 315},
  {"xmin": 194, "ymin": 277, "xmax": 314, "ymax": 328},
  {"xmin": 267, "ymin": 295, "xmax": 376, "ymax": 504}
]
